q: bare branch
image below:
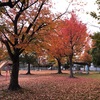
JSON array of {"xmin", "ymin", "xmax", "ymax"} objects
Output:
[{"xmin": 53, "ymin": 0, "xmax": 73, "ymax": 21}]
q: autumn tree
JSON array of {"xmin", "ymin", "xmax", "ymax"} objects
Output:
[
  {"xmin": 48, "ymin": 35, "xmax": 64, "ymax": 74},
  {"xmin": 61, "ymin": 12, "xmax": 89, "ymax": 77},
  {"xmin": 0, "ymin": 0, "xmax": 55, "ymax": 90},
  {"xmin": 41, "ymin": 28, "xmax": 66, "ymax": 74},
  {"xmin": 80, "ymin": 45, "xmax": 92, "ymax": 65}
]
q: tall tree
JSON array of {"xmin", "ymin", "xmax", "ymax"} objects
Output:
[
  {"xmin": 0, "ymin": 0, "xmax": 54, "ymax": 90},
  {"xmin": 48, "ymin": 35, "xmax": 64, "ymax": 74},
  {"xmin": 42, "ymin": 29, "xmax": 65, "ymax": 74},
  {"xmin": 61, "ymin": 12, "xmax": 89, "ymax": 77}
]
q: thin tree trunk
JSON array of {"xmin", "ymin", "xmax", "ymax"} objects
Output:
[
  {"xmin": 96, "ymin": 66, "xmax": 97, "ymax": 71},
  {"xmin": 84, "ymin": 66, "xmax": 85, "ymax": 71},
  {"xmin": 8, "ymin": 57, "xmax": 21, "ymax": 90},
  {"xmin": 69, "ymin": 56, "xmax": 74, "ymax": 78},
  {"xmin": 26, "ymin": 63, "xmax": 31, "ymax": 74},
  {"xmin": 56, "ymin": 58, "xmax": 62, "ymax": 74},
  {"xmin": 0, "ymin": 69, "xmax": 1, "ymax": 75},
  {"xmin": 87, "ymin": 65, "xmax": 89, "ymax": 74}
]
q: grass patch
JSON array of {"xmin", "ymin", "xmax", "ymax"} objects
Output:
[{"xmin": 74, "ymin": 71, "xmax": 100, "ymax": 79}]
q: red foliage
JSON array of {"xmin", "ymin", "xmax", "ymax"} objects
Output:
[{"xmin": 61, "ymin": 12, "xmax": 89, "ymax": 56}]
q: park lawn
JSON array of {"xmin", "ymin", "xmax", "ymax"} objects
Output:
[
  {"xmin": 75, "ymin": 71, "xmax": 100, "ymax": 79},
  {"xmin": 0, "ymin": 70, "xmax": 100, "ymax": 100}
]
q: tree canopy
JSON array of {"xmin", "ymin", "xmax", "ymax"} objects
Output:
[
  {"xmin": 38, "ymin": 12, "xmax": 89, "ymax": 76},
  {"xmin": 91, "ymin": 32, "xmax": 100, "ymax": 66}
]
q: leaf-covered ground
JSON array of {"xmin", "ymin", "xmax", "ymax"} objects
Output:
[{"xmin": 0, "ymin": 70, "xmax": 100, "ymax": 100}]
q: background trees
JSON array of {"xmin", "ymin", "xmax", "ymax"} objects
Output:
[
  {"xmin": 20, "ymin": 52, "xmax": 38, "ymax": 74},
  {"xmin": 90, "ymin": 0, "xmax": 100, "ymax": 67},
  {"xmin": 91, "ymin": 32, "xmax": 100, "ymax": 66},
  {"xmin": 38, "ymin": 12, "xmax": 90, "ymax": 77}
]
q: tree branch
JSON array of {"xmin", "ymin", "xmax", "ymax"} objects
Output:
[
  {"xmin": 26, "ymin": 0, "xmax": 45, "ymax": 34},
  {"xmin": 0, "ymin": 0, "xmax": 20, "ymax": 8},
  {"xmin": 53, "ymin": 0, "xmax": 73, "ymax": 21}
]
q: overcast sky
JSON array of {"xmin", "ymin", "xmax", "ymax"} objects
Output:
[{"xmin": 52, "ymin": 0, "xmax": 100, "ymax": 34}]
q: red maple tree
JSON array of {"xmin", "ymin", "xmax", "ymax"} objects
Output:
[{"xmin": 61, "ymin": 12, "xmax": 89, "ymax": 77}]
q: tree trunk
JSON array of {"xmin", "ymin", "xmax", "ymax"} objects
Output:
[
  {"xmin": 0, "ymin": 69, "xmax": 1, "ymax": 75},
  {"xmin": 69, "ymin": 56, "xmax": 74, "ymax": 78},
  {"xmin": 56, "ymin": 58, "xmax": 62, "ymax": 74},
  {"xmin": 95, "ymin": 66, "xmax": 97, "ymax": 71},
  {"xmin": 86, "ymin": 65, "xmax": 89, "ymax": 74},
  {"xmin": 8, "ymin": 57, "xmax": 21, "ymax": 90},
  {"xmin": 84, "ymin": 66, "xmax": 85, "ymax": 71},
  {"xmin": 26, "ymin": 63, "xmax": 31, "ymax": 74}
]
